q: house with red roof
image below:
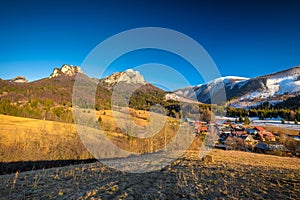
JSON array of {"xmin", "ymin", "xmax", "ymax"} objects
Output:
[
  {"xmin": 254, "ymin": 126, "xmax": 265, "ymax": 132},
  {"xmin": 233, "ymin": 131, "xmax": 247, "ymax": 137},
  {"xmin": 196, "ymin": 125, "xmax": 208, "ymax": 135},
  {"xmin": 255, "ymin": 129, "xmax": 276, "ymax": 142}
]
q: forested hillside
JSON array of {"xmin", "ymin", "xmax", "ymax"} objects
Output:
[{"xmin": 0, "ymin": 75, "xmax": 168, "ymax": 122}]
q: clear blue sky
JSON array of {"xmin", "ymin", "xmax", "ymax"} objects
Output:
[{"xmin": 1, "ymin": 0, "xmax": 300, "ymax": 90}]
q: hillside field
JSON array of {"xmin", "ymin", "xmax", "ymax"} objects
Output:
[
  {"xmin": 0, "ymin": 149, "xmax": 299, "ymax": 199},
  {"xmin": 0, "ymin": 109, "xmax": 180, "ymax": 163},
  {"xmin": 0, "ymin": 113, "xmax": 299, "ymax": 199}
]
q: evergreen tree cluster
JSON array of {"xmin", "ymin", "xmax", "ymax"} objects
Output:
[{"xmin": 226, "ymin": 98, "xmax": 300, "ymax": 122}]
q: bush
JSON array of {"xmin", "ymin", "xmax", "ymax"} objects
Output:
[{"xmin": 284, "ymin": 137, "xmax": 300, "ymax": 155}]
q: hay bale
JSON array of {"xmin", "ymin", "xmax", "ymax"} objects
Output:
[{"xmin": 201, "ymin": 155, "xmax": 214, "ymax": 163}]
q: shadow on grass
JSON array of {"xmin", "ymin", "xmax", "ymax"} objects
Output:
[{"xmin": 0, "ymin": 159, "xmax": 97, "ymax": 175}]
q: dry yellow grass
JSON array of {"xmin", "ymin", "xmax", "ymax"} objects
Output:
[
  {"xmin": 0, "ymin": 149, "xmax": 299, "ymax": 199},
  {"xmin": 263, "ymin": 125, "xmax": 300, "ymax": 136},
  {"xmin": 205, "ymin": 149, "xmax": 300, "ymax": 169},
  {"xmin": 0, "ymin": 109, "xmax": 179, "ymax": 162},
  {"xmin": 0, "ymin": 114, "xmax": 92, "ymax": 162},
  {"xmin": 97, "ymin": 108, "xmax": 154, "ymax": 130},
  {"xmin": 0, "ymin": 114, "xmax": 76, "ymax": 143},
  {"xmin": 1, "ymin": 112, "xmax": 299, "ymax": 199}
]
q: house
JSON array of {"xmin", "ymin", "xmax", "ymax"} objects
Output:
[
  {"xmin": 253, "ymin": 126, "xmax": 276, "ymax": 142},
  {"xmin": 239, "ymin": 135, "xmax": 255, "ymax": 144},
  {"xmin": 232, "ymin": 131, "xmax": 247, "ymax": 137},
  {"xmin": 219, "ymin": 128, "xmax": 231, "ymax": 139},
  {"xmin": 246, "ymin": 128, "xmax": 257, "ymax": 135},
  {"xmin": 263, "ymin": 131, "xmax": 276, "ymax": 142},
  {"xmin": 199, "ymin": 126, "xmax": 208, "ymax": 132},
  {"xmin": 254, "ymin": 141, "xmax": 268, "ymax": 153},
  {"xmin": 254, "ymin": 142, "xmax": 289, "ymax": 153},
  {"xmin": 195, "ymin": 124, "xmax": 208, "ymax": 135},
  {"xmin": 195, "ymin": 121, "xmax": 207, "ymax": 126},
  {"xmin": 256, "ymin": 131, "xmax": 276, "ymax": 142},
  {"xmin": 268, "ymin": 144, "xmax": 289, "ymax": 152},
  {"xmin": 254, "ymin": 126, "xmax": 265, "ymax": 132},
  {"xmin": 232, "ymin": 125, "xmax": 245, "ymax": 131},
  {"xmin": 219, "ymin": 125, "xmax": 232, "ymax": 133},
  {"xmin": 223, "ymin": 121, "xmax": 231, "ymax": 127}
]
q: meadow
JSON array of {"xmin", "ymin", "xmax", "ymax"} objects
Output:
[
  {"xmin": 0, "ymin": 111, "xmax": 299, "ymax": 199},
  {"xmin": 0, "ymin": 109, "xmax": 189, "ymax": 164},
  {"xmin": 0, "ymin": 149, "xmax": 299, "ymax": 199}
]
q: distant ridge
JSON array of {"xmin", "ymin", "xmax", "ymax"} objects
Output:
[
  {"xmin": 1, "ymin": 65, "xmax": 300, "ymax": 110},
  {"xmin": 175, "ymin": 66, "xmax": 300, "ymax": 108}
]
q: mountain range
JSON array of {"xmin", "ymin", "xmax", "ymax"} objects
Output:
[
  {"xmin": 175, "ymin": 67, "xmax": 300, "ymax": 108},
  {"xmin": 0, "ymin": 65, "xmax": 166, "ymax": 122},
  {"xmin": 1, "ymin": 64, "xmax": 300, "ymax": 111}
]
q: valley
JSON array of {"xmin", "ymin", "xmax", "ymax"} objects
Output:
[
  {"xmin": 0, "ymin": 64, "xmax": 300, "ymax": 199},
  {"xmin": 1, "ymin": 1, "xmax": 300, "ymax": 199}
]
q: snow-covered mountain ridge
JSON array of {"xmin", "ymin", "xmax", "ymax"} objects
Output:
[{"xmin": 175, "ymin": 66, "xmax": 300, "ymax": 108}]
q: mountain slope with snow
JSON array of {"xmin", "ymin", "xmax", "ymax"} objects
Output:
[
  {"xmin": 175, "ymin": 66, "xmax": 300, "ymax": 108},
  {"xmin": 175, "ymin": 76, "xmax": 249, "ymax": 104}
]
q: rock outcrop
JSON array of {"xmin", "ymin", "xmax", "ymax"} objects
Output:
[
  {"xmin": 101, "ymin": 69, "xmax": 146, "ymax": 86},
  {"xmin": 49, "ymin": 64, "xmax": 83, "ymax": 79},
  {"xmin": 9, "ymin": 76, "xmax": 28, "ymax": 83}
]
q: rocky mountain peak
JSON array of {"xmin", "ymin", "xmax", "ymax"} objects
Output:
[
  {"xmin": 49, "ymin": 64, "xmax": 83, "ymax": 79},
  {"xmin": 101, "ymin": 69, "xmax": 146, "ymax": 86},
  {"xmin": 9, "ymin": 76, "xmax": 28, "ymax": 83}
]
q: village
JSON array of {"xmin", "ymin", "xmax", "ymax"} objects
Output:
[{"xmin": 184, "ymin": 118, "xmax": 300, "ymax": 157}]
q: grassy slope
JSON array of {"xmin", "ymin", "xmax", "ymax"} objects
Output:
[
  {"xmin": 0, "ymin": 113, "xmax": 299, "ymax": 199},
  {"xmin": 0, "ymin": 110, "xmax": 144, "ymax": 162},
  {"xmin": 0, "ymin": 149, "xmax": 299, "ymax": 199},
  {"xmin": 0, "ymin": 109, "xmax": 178, "ymax": 162},
  {"xmin": 0, "ymin": 114, "xmax": 92, "ymax": 162}
]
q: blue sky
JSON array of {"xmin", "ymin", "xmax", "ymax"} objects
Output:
[{"xmin": 0, "ymin": 0, "xmax": 300, "ymax": 90}]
